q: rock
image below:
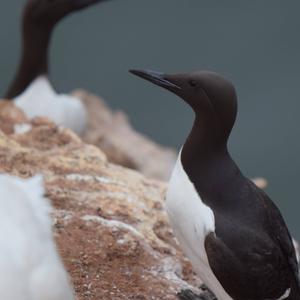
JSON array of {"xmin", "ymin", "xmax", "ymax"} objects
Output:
[
  {"xmin": 0, "ymin": 100, "xmax": 28, "ymax": 134},
  {"xmin": 74, "ymin": 90, "xmax": 177, "ymax": 181},
  {"xmin": 0, "ymin": 121, "xmax": 201, "ymax": 300}
]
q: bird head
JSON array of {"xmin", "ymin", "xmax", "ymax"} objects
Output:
[{"xmin": 130, "ymin": 69, "xmax": 238, "ymax": 144}]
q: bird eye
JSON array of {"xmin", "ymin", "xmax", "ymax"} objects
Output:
[{"xmin": 188, "ymin": 80, "xmax": 197, "ymax": 87}]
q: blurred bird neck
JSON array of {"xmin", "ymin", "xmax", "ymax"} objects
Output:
[{"xmin": 5, "ymin": 24, "xmax": 52, "ymax": 99}]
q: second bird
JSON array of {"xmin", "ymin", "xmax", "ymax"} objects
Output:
[{"xmin": 5, "ymin": 0, "xmax": 107, "ymax": 134}]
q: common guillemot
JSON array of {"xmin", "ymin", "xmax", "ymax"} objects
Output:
[
  {"xmin": 0, "ymin": 174, "xmax": 74, "ymax": 299},
  {"xmin": 130, "ymin": 69, "xmax": 300, "ymax": 300},
  {"xmin": 5, "ymin": 0, "xmax": 105, "ymax": 135}
]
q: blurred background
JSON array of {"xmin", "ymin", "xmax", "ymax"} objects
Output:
[{"xmin": 0, "ymin": 0, "xmax": 299, "ymax": 237}]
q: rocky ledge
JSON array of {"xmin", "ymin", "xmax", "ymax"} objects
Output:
[{"xmin": 0, "ymin": 114, "xmax": 202, "ymax": 300}]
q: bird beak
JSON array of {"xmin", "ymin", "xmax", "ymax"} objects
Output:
[{"xmin": 129, "ymin": 69, "xmax": 181, "ymax": 91}]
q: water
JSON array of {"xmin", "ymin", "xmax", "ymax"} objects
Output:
[{"xmin": 0, "ymin": 0, "xmax": 299, "ymax": 238}]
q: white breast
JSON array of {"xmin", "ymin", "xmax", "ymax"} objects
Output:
[
  {"xmin": 166, "ymin": 153, "xmax": 233, "ymax": 300},
  {"xmin": 14, "ymin": 76, "xmax": 87, "ymax": 135},
  {"xmin": 0, "ymin": 174, "xmax": 74, "ymax": 300}
]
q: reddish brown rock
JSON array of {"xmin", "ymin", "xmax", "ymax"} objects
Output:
[
  {"xmin": 0, "ymin": 122, "xmax": 201, "ymax": 300},
  {"xmin": 0, "ymin": 100, "xmax": 28, "ymax": 134}
]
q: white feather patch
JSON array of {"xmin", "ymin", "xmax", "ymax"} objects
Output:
[
  {"xmin": 14, "ymin": 76, "xmax": 87, "ymax": 135},
  {"xmin": 0, "ymin": 174, "xmax": 74, "ymax": 300},
  {"xmin": 277, "ymin": 288, "xmax": 291, "ymax": 300},
  {"xmin": 14, "ymin": 123, "xmax": 32, "ymax": 134}
]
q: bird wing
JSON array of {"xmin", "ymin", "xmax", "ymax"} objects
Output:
[
  {"xmin": 204, "ymin": 180, "xmax": 300, "ymax": 300},
  {"xmin": 250, "ymin": 180, "xmax": 300, "ymax": 289},
  {"xmin": 205, "ymin": 229, "xmax": 292, "ymax": 300}
]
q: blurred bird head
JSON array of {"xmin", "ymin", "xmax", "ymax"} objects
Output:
[{"xmin": 23, "ymin": 0, "xmax": 106, "ymax": 29}]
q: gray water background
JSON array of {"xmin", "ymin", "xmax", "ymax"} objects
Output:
[{"xmin": 0, "ymin": 1, "xmax": 299, "ymax": 238}]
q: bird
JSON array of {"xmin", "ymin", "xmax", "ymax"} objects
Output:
[
  {"xmin": 0, "ymin": 174, "xmax": 74, "ymax": 300},
  {"xmin": 129, "ymin": 69, "xmax": 300, "ymax": 300},
  {"xmin": 5, "ymin": 0, "xmax": 106, "ymax": 135}
]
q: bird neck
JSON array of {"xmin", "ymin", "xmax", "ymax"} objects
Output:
[
  {"xmin": 5, "ymin": 24, "xmax": 52, "ymax": 99},
  {"xmin": 182, "ymin": 114, "xmax": 229, "ymax": 159},
  {"xmin": 181, "ymin": 115, "xmax": 241, "ymax": 195}
]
